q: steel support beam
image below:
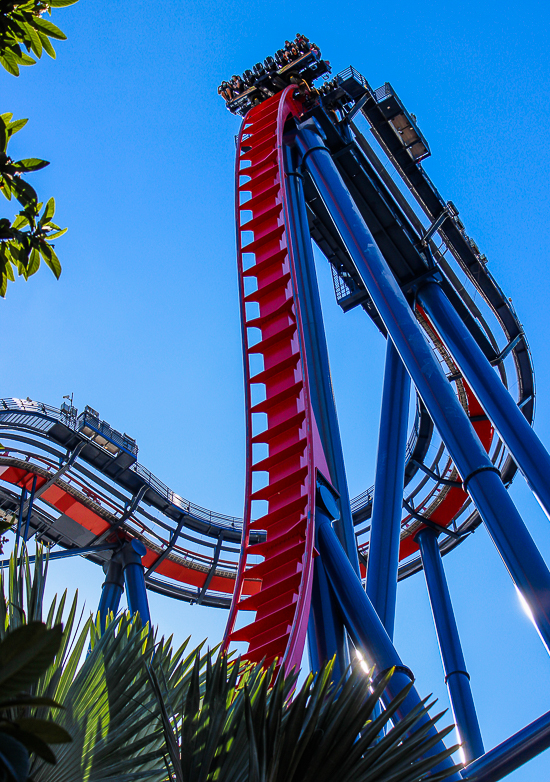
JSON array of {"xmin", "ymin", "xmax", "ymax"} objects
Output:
[
  {"xmin": 23, "ymin": 474, "xmax": 37, "ymax": 542},
  {"xmin": 15, "ymin": 486, "xmax": 27, "ymax": 546},
  {"xmin": 0, "ymin": 542, "xmax": 117, "ymax": 569},
  {"xmin": 97, "ymin": 557, "xmax": 125, "ymax": 632},
  {"xmin": 366, "ymin": 338, "xmax": 410, "ymax": 639},
  {"xmin": 20, "ymin": 441, "xmax": 86, "ymax": 517},
  {"xmin": 120, "ymin": 539, "xmax": 151, "ymax": 627},
  {"xmin": 284, "ymin": 143, "xmax": 359, "ymax": 572},
  {"xmin": 144, "ymin": 516, "xmax": 185, "ymax": 578},
  {"xmin": 307, "ymin": 553, "xmax": 349, "ymax": 681},
  {"xmin": 418, "ymin": 280, "xmax": 550, "ymax": 520},
  {"xmin": 197, "ymin": 534, "xmax": 223, "ymax": 605},
  {"xmin": 296, "ymin": 121, "xmax": 550, "ymax": 654},
  {"xmin": 285, "ymin": 142, "xmax": 355, "ymax": 674},
  {"xmin": 314, "ymin": 496, "xmax": 460, "ymax": 780},
  {"xmin": 416, "ymin": 528, "xmax": 484, "ymax": 763},
  {"xmin": 93, "ymin": 483, "xmax": 148, "ymax": 545},
  {"xmin": 461, "ymin": 708, "xmax": 550, "ymax": 782}
]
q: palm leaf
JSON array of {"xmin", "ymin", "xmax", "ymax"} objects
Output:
[{"xmin": 0, "ymin": 545, "xmax": 204, "ymax": 782}]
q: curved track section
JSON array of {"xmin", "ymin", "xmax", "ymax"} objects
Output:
[
  {"xmin": 0, "ymin": 398, "xmax": 251, "ymax": 607},
  {"xmin": 223, "ymin": 88, "xmax": 328, "ymax": 671}
]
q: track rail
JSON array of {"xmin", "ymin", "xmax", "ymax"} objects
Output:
[{"xmin": 223, "ymin": 88, "xmax": 329, "ymax": 670}]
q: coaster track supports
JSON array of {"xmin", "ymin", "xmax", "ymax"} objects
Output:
[
  {"xmin": 22, "ymin": 474, "xmax": 37, "ymax": 543},
  {"xmin": 366, "ymin": 339, "xmax": 410, "ymax": 639},
  {"xmin": 314, "ymin": 493, "xmax": 460, "ymax": 779},
  {"xmin": 418, "ymin": 280, "xmax": 550, "ymax": 519},
  {"xmin": 295, "ymin": 118, "xmax": 550, "ymax": 654},
  {"xmin": 120, "ymin": 539, "xmax": 151, "ymax": 628},
  {"xmin": 15, "ymin": 485, "xmax": 27, "ymax": 546},
  {"xmin": 97, "ymin": 557, "xmax": 125, "ymax": 632},
  {"xmin": 416, "ymin": 527, "xmax": 484, "ymax": 763},
  {"xmin": 284, "ymin": 141, "xmax": 356, "ymax": 678}
]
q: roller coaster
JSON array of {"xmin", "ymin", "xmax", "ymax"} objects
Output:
[{"xmin": 2, "ymin": 44, "xmax": 550, "ymax": 781}]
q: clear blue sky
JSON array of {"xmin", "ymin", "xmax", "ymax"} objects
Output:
[{"xmin": 3, "ymin": 0, "xmax": 550, "ymax": 778}]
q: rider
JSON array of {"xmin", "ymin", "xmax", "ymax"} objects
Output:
[
  {"xmin": 218, "ymin": 81, "xmax": 233, "ymax": 102},
  {"xmin": 295, "ymin": 34, "xmax": 310, "ymax": 53},
  {"xmin": 231, "ymin": 74, "xmax": 244, "ymax": 95},
  {"xmin": 284, "ymin": 40, "xmax": 299, "ymax": 61}
]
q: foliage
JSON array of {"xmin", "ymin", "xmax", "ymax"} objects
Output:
[
  {"xmin": 0, "ymin": 0, "xmax": 77, "ymax": 297},
  {"xmin": 0, "ymin": 1, "xmax": 78, "ymax": 77},
  {"xmin": 0, "ymin": 622, "xmax": 71, "ymax": 782},
  {"xmin": 0, "ymin": 546, "xmax": 209, "ymax": 782},
  {"xmin": 150, "ymin": 651, "xmax": 462, "ymax": 782}
]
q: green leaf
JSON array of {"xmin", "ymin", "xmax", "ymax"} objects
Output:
[
  {"xmin": 13, "ymin": 158, "xmax": 50, "ymax": 172},
  {"xmin": 10, "ymin": 177, "xmax": 38, "ymax": 207},
  {"xmin": 27, "ymin": 246, "xmax": 40, "ymax": 276},
  {"xmin": 39, "ymin": 243, "xmax": 61, "ymax": 279},
  {"xmin": 31, "ymin": 17, "xmax": 67, "ymax": 41},
  {"xmin": 46, "ymin": 228, "xmax": 67, "ymax": 240},
  {"xmin": 14, "ymin": 718, "xmax": 72, "ymax": 746},
  {"xmin": 11, "ymin": 214, "xmax": 29, "ymax": 229},
  {"xmin": 0, "ymin": 695, "xmax": 61, "ymax": 710},
  {"xmin": 24, "ymin": 23, "xmax": 43, "ymax": 59},
  {"xmin": 1, "ymin": 178, "xmax": 13, "ymax": 200},
  {"xmin": 37, "ymin": 31, "xmax": 56, "ymax": 59},
  {"xmin": 0, "ymin": 622, "xmax": 63, "ymax": 697},
  {"xmin": 1, "ymin": 723, "xmax": 56, "ymax": 765},
  {"xmin": 49, "ymin": 0, "xmax": 80, "ymax": 6},
  {"xmin": 16, "ymin": 52, "xmax": 36, "ymax": 67},
  {"xmin": 7, "ymin": 118, "xmax": 28, "ymax": 136},
  {"xmin": 0, "ymin": 54, "xmax": 20, "ymax": 77},
  {"xmin": 0, "ymin": 113, "xmax": 14, "ymax": 124},
  {"xmin": 39, "ymin": 196, "xmax": 55, "ymax": 225}
]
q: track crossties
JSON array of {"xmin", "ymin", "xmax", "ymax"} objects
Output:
[{"xmin": 223, "ymin": 88, "xmax": 320, "ymax": 672}]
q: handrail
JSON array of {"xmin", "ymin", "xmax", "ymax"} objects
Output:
[
  {"xmin": 0, "ymin": 396, "xmax": 386, "ymax": 524},
  {"xmin": 0, "ymin": 398, "xmax": 242, "ymax": 532}
]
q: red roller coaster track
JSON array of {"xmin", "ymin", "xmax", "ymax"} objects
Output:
[{"xmin": 223, "ymin": 87, "xmax": 333, "ymax": 672}]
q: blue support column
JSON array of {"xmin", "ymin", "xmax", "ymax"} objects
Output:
[
  {"xmin": 366, "ymin": 338, "xmax": 410, "ymax": 639},
  {"xmin": 284, "ymin": 143, "xmax": 359, "ymax": 573},
  {"xmin": 15, "ymin": 486, "xmax": 27, "ymax": 546},
  {"xmin": 416, "ymin": 528, "xmax": 484, "ymax": 763},
  {"xmin": 296, "ymin": 121, "xmax": 550, "ymax": 654},
  {"xmin": 284, "ymin": 142, "xmax": 356, "ymax": 675},
  {"xmin": 120, "ymin": 540, "xmax": 151, "ymax": 628},
  {"xmin": 307, "ymin": 554, "xmax": 348, "ymax": 681},
  {"xmin": 418, "ymin": 280, "xmax": 550, "ymax": 520},
  {"xmin": 23, "ymin": 474, "xmax": 37, "ymax": 542},
  {"xmin": 314, "ymin": 491, "xmax": 460, "ymax": 780},
  {"xmin": 462, "ymin": 708, "xmax": 550, "ymax": 782},
  {"xmin": 97, "ymin": 558, "xmax": 125, "ymax": 632}
]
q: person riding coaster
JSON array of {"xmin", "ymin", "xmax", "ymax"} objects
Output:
[
  {"xmin": 218, "ymin": 81, "xmax": 233, "ymax": 102},
  {"xmin": 231, "ymin": 74, "xmax": 244, "ymax": 95},
  {"xmin": 290, "ymin": 74, "xmax": 319, "ymax": 107}
]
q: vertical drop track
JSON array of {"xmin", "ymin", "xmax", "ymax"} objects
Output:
[{"xmin": 223, "ymin": 88, "xmax": 324, "ymax": 672}]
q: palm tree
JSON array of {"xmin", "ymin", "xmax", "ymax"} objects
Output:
[
  {"xmin": 0, "ymin": 546, "xmax": 205, "ymax": 782},
  {"xmin": 149, "ymin": 650, "xmax": 462, "ymax": 782}
]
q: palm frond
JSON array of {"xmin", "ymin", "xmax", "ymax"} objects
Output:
[{"xmin": 0, "ymin": 545, "xmax": 203, "ymax": 782}]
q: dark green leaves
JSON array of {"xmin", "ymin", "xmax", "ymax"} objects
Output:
[
  {"xmin": 152, "ymin": 652, "xmax": 462, "ymax": 782},
  {"xmin": 13, "ymin": 158, "xmax": 50, "ymax": 172},
  {"xmin": 0, "ymin": 619, "xmax": 71, "ymax": 782},
  {"xmin": 0, "ymin": 622, "xmax": 63, "ymax": 698},
  {"xmin": 0, "ymin": 1, "xmax": 78, "ymax": 75},
  {"xmin": 0, "ymin": 112, "xmax": 65, "ymax": 294},
  {"xmin": 0, "ymin": 1, "xmax": 74, "ymax": 298}
]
